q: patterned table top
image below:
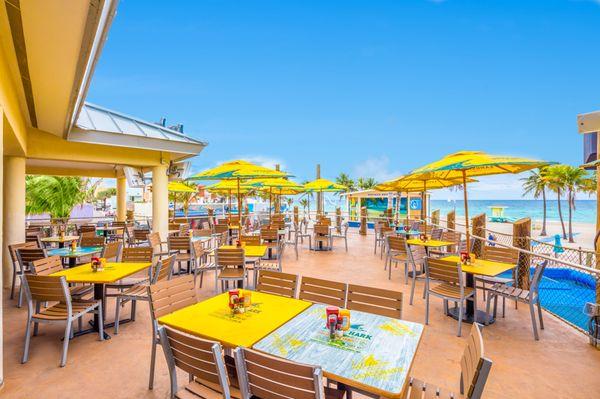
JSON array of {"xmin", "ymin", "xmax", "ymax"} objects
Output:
[
  {"xmin": 41, "ymin": 235, "xmax": 79, "ymax": 243},
  {"xmin": 441, "ymin": 255, "xmax": 516, "ymax": 277},
  {"xmin": 48, "ymin": 246, "xmax": 103, "ymax": 258},
  {"xmin": 253, "ymin": 303, "xmax": 424, "ymax": 398}
]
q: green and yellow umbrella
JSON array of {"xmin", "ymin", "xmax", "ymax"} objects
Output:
[
  {"xmin": 253, "ymin": 178, "xmax": 304, "ymax": 221},
  {"xmin": 375, "ymin": 175, "xmax": 476, "ymax": 229},
  {"xmin": 205, "ymin": 181, "xmax": 256, "ymax": 217},
  {"xmin": 187, "ymin": 160, "xmax": 289, "ymax": 218},
  {"xmin": 167, "ymin": 181, "xmax": 197, "ymax": 193},
  {"xmin": 407, "ymin": 151, "xmax": 554, "ymax": 250},
  {"xmin": 303, "ymin": 178, "xmax": 346, "ymax": 216}
]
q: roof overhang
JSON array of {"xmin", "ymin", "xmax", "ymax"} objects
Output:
[
  {"xmin": 1, "ymin": 0, "xmax": 117, "ymax": 137},
  {"xmin": 26, "ymin": 158, "xmax": 121, "ymax": 178}
]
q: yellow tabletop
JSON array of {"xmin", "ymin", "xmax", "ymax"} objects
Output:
[
  {"xmin": 220, "ymin": 244, "xmax": 267, "ymax": 258},
  {"xmin": 51, "ymin": 262, "xmax": 152, "ymax": 284},
  {"xmin": 158, "ymin": 291, "xmax": 312, "ymax": 348},
  {"xmin": 41, "ymin": 235, "xmax": 80, "ymax": 243},
  {"xmin": 228, "ymin": 225, "xmax": 241, "ymax": 230},
  {"xmin": 441, "ymin": 255, "xmax": 516, "ymax": 277},
  {"xmin": 406, "ymin": 239, "xmax": 454, "ymax": 248}
]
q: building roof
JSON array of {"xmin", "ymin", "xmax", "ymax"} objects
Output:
[{"xmin": 68, "ymin": 102, "xmax": 207, "ymax": 157}]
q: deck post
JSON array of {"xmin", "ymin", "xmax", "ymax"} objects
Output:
[
  {"xmin": 513, "ymin": 218, "xmax": 532, "ymax": 290},
  {"xmin": 447, "ymin": 210, "xmax": 455, "ymax": 230},
  {"xmin": 471, "ymin": 213, "xmax": 486, "ymax": 257},
  {"xmin": 359, "ymin": 206, "xmax": 367, "ymax": 235},
  {"xmin": 152, "ymin": 164, "xmax": 169, "ymax": 240},
  {"xmin": 116, "ymin": 176, "xmax": 127, "ymax": 222}
]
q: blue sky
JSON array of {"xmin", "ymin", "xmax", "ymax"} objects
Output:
[{"xmin": 87, "ymin": 0, "xmax": 600, "ymax": 199}]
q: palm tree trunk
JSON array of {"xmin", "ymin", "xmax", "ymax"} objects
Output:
[
  {"xmin": 568, "ymin": 190, "xmax": 574, "ymax": 243},
  {"xmin": 540, "ymin": 188, "xmax": 547, "ymax": 236},
  {"xmin": 556, "ymin": 188, "xmax": 567, "ymax": 239}
]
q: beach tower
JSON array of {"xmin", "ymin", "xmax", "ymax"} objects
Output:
[{"xmin": 489, "ymin": 206, "xmax": 509, "ymax": 223}]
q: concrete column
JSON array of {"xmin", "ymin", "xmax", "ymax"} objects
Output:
[
  {"xmin": 0, "ymin": 113, "xmax": 5, "ymax": 387},
  {"xmin": 116, "ymin": 176, "xmax": 127, "ymax": 222},
  {"xmin": 2, "ymin": 156, "xmax": 24, "ymax": 289},
  {"xmin": 152, "ymin": 165, "xmax": 168, "ymax": 239}
]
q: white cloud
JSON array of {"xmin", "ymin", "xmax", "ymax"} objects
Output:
[
  {"xmin": 353, "ymin": 156, "xmax": 402, "ymax": 182},
  {"xmin": 431, "ymin": 174, "xmax": 530, "ymax": 200}
]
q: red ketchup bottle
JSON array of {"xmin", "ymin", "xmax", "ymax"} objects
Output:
[
  {"xmin": 228, "ymin": 289, "xmax": 239, "ymax": 309},
  {"xmin": 326, "ymin": 306, "xmax": 339, "ymax": 339}
]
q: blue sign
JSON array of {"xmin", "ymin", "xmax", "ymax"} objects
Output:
[{"xmin": 409, "ymin": 198, "xmax": 422, "ymax": 211}]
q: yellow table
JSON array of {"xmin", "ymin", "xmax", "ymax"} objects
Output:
[
  {"xmin": 51, "ymin": 262, "xmax": 152, "ymax": 338},
  {"xmin": 41, "ymin": 235, "xmax": 80, "ymax": 248},
  {"xmin": 219, "ymin": 244, "xmax": 267, "ymax": 258},
  {"xmin": 406, "ymin": 239, "xmax": 453, "ymax": 248},
  {"xmin": 440, "ymin": 255, "xmax": 516, "ymax": 324},
  {"xmin": 158, "ymin": 291, "xmax": 312, "ymax": 348}
]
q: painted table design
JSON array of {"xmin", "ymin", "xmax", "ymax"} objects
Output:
[
  {"xmin": 41, "ymin": 235, "xmax": 80, "ymax": 248},
  {"xmin": 48, "ymin": 246, "xmax": 103, "ymax": 267},
  {"xmin": 253, "ymin": 304, "xmax": 424, "ymax": 399},
  {"xmin": 158, "ymin": 291, "xmax": 311, "ymax": 348}
]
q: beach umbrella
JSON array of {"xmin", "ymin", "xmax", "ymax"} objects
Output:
[
  {"xmin": 375, "ymin": 175, "xmax": 475, "ymax": 229},
  {"xmin": 187, "ymin": 160, "xmax": 289, "ymax": 221},
  {"xmin": 253, "ymin": 178, "xmax": 304, "ymax": 221},
  {"xmin": 206, "ymin": 181, "xmax": 256, "ymax": 217},
  {"xmin": 407, "ymin": 151, "xmax": 554, "ymax": 252},
  {"xmin": 149, "ymin": 181, "xmax": 197, "ymax": 214},
  {"xmin": 303, "ymin": 178, "xmax": 346, "ymax": 216}
]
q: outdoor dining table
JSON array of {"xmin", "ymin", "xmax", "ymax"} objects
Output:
[
  {"xmin": 209, "ymin": 245, "xmax": 268, "ymax": 288},
  {"xmin": 440, "ymin": 255, "xmax": 517, "ymax": 324},
  {"xmin": 41, "ymin": 235, "xmax": 79, "ymax": 248},
  {"xmin": 395, "ymin": 229, "xmax": 421, "ymax": 236},
  {"xmin": 158, "ymin": 291, "xmax": 311, "ymax": 348},
  {"xmin": 254, "ymin": 303, "xmax": 424, "ymax": 399},
  {"xmin": 51, "ymin": 261, "xmax": 152, "ymax": 339},
  {"xmin": 47, "ymin": 246, "xmax": 103, "ymax": 268},
  {"xmin": 406, "ymin": 239, "xmax": 454, "ymax": 278}
]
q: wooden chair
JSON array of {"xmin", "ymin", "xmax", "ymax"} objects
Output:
[
  {"xmin": 26, "ymin": 232, "xmax": 43, "ymax": 248},
  {"xmin": 313, "ymin": 224, "xmax": 331, "ymax": 251},
  {"xmin": 430, "ymin": 227, "xmax": 444, "ymax": 240},
  {"xmin": 178, "ymin": 223, "xmax": 190, "ymax": 237},
  {"xmin": 233, "ymin": 347, "xmax": 344, "ymax": 399},
  {"xmin": 78, "ymin": 225, "xmax": 97, "ymax": 235},
  {"xmin": 191, "ymin": 239, "xmax": 219, "ymax": 292},
  {"xmin": 8, "ymin": 242, "xmax": 37, "ymax": 300},
  {"xmin": 296, "ymin": 221, "xmax": 312, "ymax": 250},
  {"xmin": 385, "ymin": 235, "xmax": 409, "ymax": 281},
  {"xmin": 430, "ymin": 231, "xmax": 461, "ymax": 257},
  {"xmin": 80, "ymin": 235, "xmax": 106, "ymax": 248},
  {"xmin": 216, "ymin": 247, "xmax": 246, "ymax": 291},
  {"xmin": 405, "ymin": 323, "xmax": 492, "ymax": 399},
  {"xmin": 254, "ymin": 241, "xmax": 285, "ymax": 287},
  {"xmin": 168, "ymin": 236, "xmax": 193, "ymax": 274},
  {"xmin": 486, "ymin": 260, "xmax": 548, "ymax": 340},
  {"xmin": 148, "ymin": 275, "xmax": 198, "ymax": 389},
  {"xmin": 20, "ymin": 274, "xmax": 104, "ymax": 367},
  {"xmin": 31, "ymin": 256, "xmax": 93, "ymax": 301},
  {"xmin": 132, "ymin": 229, "xmax": 151, "ymax": 246},
  {"xmin": 424, "ymin": 258, "xmax": 476, "ymax": 337},
  {"xmin": 475, "ymin": 245, "xmax": 520, "ymax": 311},
  {"xmin": 256, "ymin": 270, "xmax": 298, "ymax": 298},
  {"xmin": 102, "ymin": 241, "xmax": 122, "ymax": 261},
  {"xmin": 331, "ymin": 222, "xmax": 349, "ymax": 252},
  {"xmin": 148, "ymin": 232, "xmax": 169, "ymax": 258},
  {"xmin": 406, "ymin": 244, "xmax": 427, "ymax": 305},
  {"xmin": 158, "ymin": 325, "xmax": 239, "ymax": 399},
  {"xmin": 299, "ymin": 276, "xmax": 347, "ymax": 308},
  {"xmin": 240, "ymin": 235, "xmax": 261, "ymax": 246},
  {"xmin": 16, "ymin": 247, "xmax": 47, "ymax": 307},
  {"xmin": 347, "ymin": 284, "xmax": 403, "ymax": 319},
  {"xmin": 105, "ymin": 246, "xmax": 154, "ymax": 297},
  {"xmin": 114, "ymin": 255, "xmax": 176, "ymax": 334},
  {"xmin": 260, "ymin": 227, "xmax": 279, "ymax": 258},
  {"xmin": 374, "ymin": 224, "xmax": 393, "ymax": 256}
]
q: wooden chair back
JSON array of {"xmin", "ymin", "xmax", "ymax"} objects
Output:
[
  {"xmin": 378, "ymin": 226, "xmax": 394, "ymax": 237},
  {"xmin": 409, "ymin": 244, "xmax": 427, "ymax": 264},
  {"xmin": 191, "ymin": 240, "xmax": 204, "ymax": 261},
  {"xmin": 228, "ymin": 216, "xmax": 240, "ymax": 226},
  {"xmin": 347, "ymin": 284, "xmax": 403, "ymax": 319},
  {"xmin": 25, "ymin": 233, "xmax": 42, "ymax": 246},
  {"xmin": 318, "ymin": 217, "xmax": 331, "ymax": 226},
  {"xmin": 216, "ymin": 218, "xmax": 228, "ymax": 225},
  {"xmin": 314, "ymin": 224, "xmax": 330, "ymax": 236},
  {"xmin": 133, "ymin": 229, "xmax": 150, "ymax": 242},
  {"xmin": 111, "ymin": 221, "xmax": 127, "ymax": 227},
  {"xmin": 482, "ymin": 246, "xmax": 519, "ymax": 264},
  {"xmin": 79, "ymin": 225, "xmax": 97, "ymax": 234},
  {"xmin": 9, "ymin": 242, "xmax": 37, "ymax": 264},
  {"xmin": 168, "ymin": 222, "xmax": 181, "ymax": 232},
  {"xmin": 158, "ymin": 326, "xmax": 232, "ymax": 396},
  {"xmin": 240, "ymin": 235, "xmax": 261, "ymax": 246},
  {"xmin": 214, "ymin": 224, "xmax": 229, "ymax": 234},
  {"xmin": 122, "ymin": 246, "xmax": 154, "ymax": 263},
  {"xmin": 425, "ymin": 258, "xmax": 463, "ymax": 286},
  {"xmin": 460, "ymin": 323, "xmax": 493, "ymax": 399},
  {"xmin": 80, "ymin": 236, "xmax": 106, "ymax": 248},
  {"xmin": 148, "ymin": 275, "xmax": 197, "ymax": 320},
  {"xmin": 388, "ymin": 235, "xmax": 407, "ymax": 253},
  {"xmin": 192, "ymin": 228, "xmax": 213, "ymax": 237},
  {"xmin": 431, "ymin": 228, "xmax": 443, "ymax": 240},
  {"xmin": 102, "ymin": 241, "xmax": 122, "ymax": 261},
  {"xmin": 178, "ymin": 223, "xmax": 190, "ymax": 236},
  {"xmin": 16, "ymin": 248, "xmax": 47, "ymax": 268},
  {"xmin": 215, "ymin": 248, "xmax": 245, "ymax": 268},
  {"xmin": 299, "ymin": 277, "xmax": 347, "ymax": 307},
  {"xmin": 260, "ymin": 228, "xmax": 278, "ymax": 241},
  {"xmin": 256, "ymin": 271, "xmax": 298, "ymax": 298},
  {"xmin": 153, "ymin": 255, "xmax": 176, "ymax": 284},
  {"xmin": 31, "ymin": 256, "xmax": 63, "ymax": 275},
  {"xmin": 234, "ymin": 347, "xmax": 325, "ymax": 399},
  {"xmin": 442, "ymin": 230, "xmax": 461, "ymax": 244},
  {"xmin": 168, "ymin": 236, "xmax": 191, "ymax": 252},
  {"xmin": 22, "ymin": 274, "xmax": 69, "ymax": 304}
]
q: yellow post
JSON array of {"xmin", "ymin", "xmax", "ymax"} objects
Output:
[
  {"xmin": 116, "ymin": 176, "xmax": 127, "ymax": 222},
  {"xmin": 359, "ymin": 206, "xmax": 367, "ymax": 236},
  {"xmin": 3, "ymin": 156, "xmax": 24, "ymax": 289},
  {"xmin": 316, "ymin": 164, "xmax": 322, "ymax": 217},
  {"xmin": 152, "ymin": 165, "xmax": 169, "ymax": 239}
]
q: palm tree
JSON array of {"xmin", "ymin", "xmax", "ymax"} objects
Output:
[
  {"xmin": 560, "ymin": 165, "xmax": 589, "ymax": 243},
  {"xmin": 545, "ymin": 165, "xmax": 568, "ymax": 239},
  {"xmin": 26, "ymin": 176, "xmax": 88, "ymax": 219},
  {"xmin": 357, "ymin": 177, "xmax": 377, "ymax": 190},
  {"xmin": 300, "ymin": 180, "xmax": 314, "ymax": 218},
  {"xmin": 335, "ymin": 173, "xmax": 356, "ymax": 193},
  {"xmin": 521, "ymin": 168, "xmax": 549, "ymax": 236}
]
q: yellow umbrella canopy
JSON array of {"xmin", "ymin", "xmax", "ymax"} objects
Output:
[
  {"xmin": 303, "ymin": 178, "xmax": 346, "ymax": 216},
  {"xmin": 167, "ymin": 181, "xmax": 197, "ymax": 193},
  {"xmin": 188, "ymin": 160, "xmax": 289, "ymax": 217},
  {"xmin": 205, "ymin": 180, "xmax": 255, "ymax": 194},
  {"xmin": 253, "ymin": 178, "xmax": 304, "ymax": 219},
  {"xmin": 407, "ymin": 151, "xmax": 554, "ymax": 251}
]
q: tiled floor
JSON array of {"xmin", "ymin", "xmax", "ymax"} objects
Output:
[{"xmin": 1, "ymin": 230, "xmax": 599, "ymax": 398}]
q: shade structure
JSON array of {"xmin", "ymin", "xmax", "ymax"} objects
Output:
[
  {"xmin": 303, "ymin": 178, "xmax": 346, "ymax": 216},
  {"xmin": 407, "ymin": 151, "xmax": 554, "ymax": 251},
  {"xmin": 253, "ymin": 178, "xmax": 304, "ymax": 220},
  {"xmin": 167, "ymin": 181, "xmax": 197, "ymax": 193},
  {"xmin": 375, "ymin": 175, "xmax": 476, "ymax": 229},
  {"xmin": 187, "ymin": 160, "xmax": 289, "ymax": 219},
  {"xmin": 206, "ymin": 181, "xmax": 256, "ymax": 218}
]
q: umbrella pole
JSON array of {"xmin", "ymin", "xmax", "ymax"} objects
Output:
[
  {"xmin": 422, "ymin": 181, "xmax": 427, "ymax": 234},
  {"xmin": 269, "ymin": 187, "xmax": 272, "ymax": 224},
  {"xmin": 228, "ymin": 189, "xmax": 232, "ymax": 219},
  {"xmin": 237, "ymin": 178, "xmax": 242, "ymax": 224},
  {"xmin": 462, "ymin": 170, "xmax": 470, "ymax": 253}
]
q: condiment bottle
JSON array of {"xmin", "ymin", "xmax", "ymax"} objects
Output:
[{"xmin": 339, "ymin": 309, "xmax": 351, "ymax": 331}]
